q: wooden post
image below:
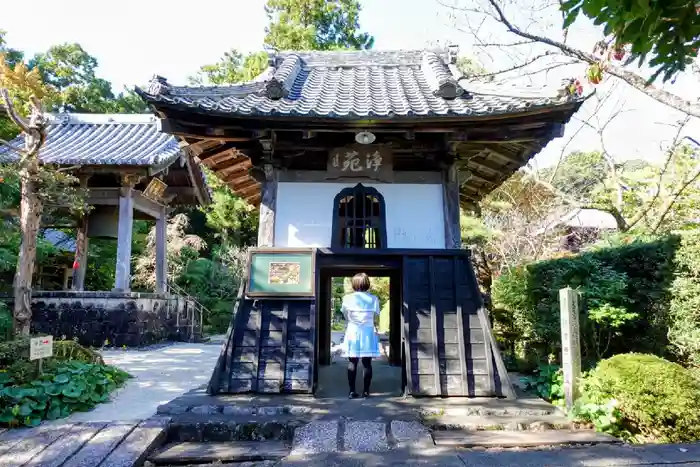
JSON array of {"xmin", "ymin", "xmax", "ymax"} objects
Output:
[
  {"xmin": 114, "ymin": 176, "xmax": 137, "ymax": 291},
  {"xmin": 71, "ymin": 216, "xmax": 89, "ymax": 291},
  {"xmin": 560, "ymin": 287, "xmax": 582, "ymax": 410},
  {"xmin": 155, "ymin": 207, "xmax": 168, "ymax": 294},
  {"xmin": 257, "ymin": 163, "xmax": 278, "ymax": 247},
  {"xmin": 442, "ymin": 163, "xmax": 461, "ymax": 249}
]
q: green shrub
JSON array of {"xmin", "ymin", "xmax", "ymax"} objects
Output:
[
  {"xmin": 521, "ymin": 364, "xmax": 564, "ymax": 405},
  {"xmin": 0, "ymin": 302, "xmax": 11, "ymax": 343},
  {"xmin": 0, "ymin": 361, "xmax": 130, "ymax": 427},
  {"xmin": 572, "ymin": 353, "xmax": 700, "ymax": 443},
  {"xmin": 379, "ymin": 301, "xmax": 390, "ymax": 333},
  {"xmin": 668, "ymin": 230, "xmax": 700, "ymax": 367},
  {"xmin": 492, "ymin": 235, "xmax": 679, "ymax": 366}
]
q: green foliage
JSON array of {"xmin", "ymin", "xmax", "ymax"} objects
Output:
[
  {"xmin": 264, "ymin": 0, "xmax": 374, "ymax": 51},
  {"xmin": 203, "ymin": 174, "xmax": 258, "ymax": 247},
  {"xmin": 0, "ymin": 361, "xmax": 130, "ymax": 427},
  {"xmin": 571, "ymin": 353, "xmax": 700, "ymax": 443},
  {"xmin": 378, "ymin": 301, "xmax": 390, "ymax": 334},
  {"xmin": 668, "ymin": 229, "xmax": 700, "ymax": 367},
  {"xmin": 191, "ymin": 0, "xmax": 374, "ymax": 86},
  {"xmin": 521, "ymin": 363, "xmax": 564, "ymax": 404},
  {"xmin": 560, "ymin": 0, "xmax": 699, "ymax": 83},
  {"xmin": 28, "ymin": 43, "xmax": 147, "ymax": 113},
  {"xmin": 492, "ymin": 235, "xmax": 679, "ymax": 368},
  {"xmin": 0, "ymin": 303, "xmax": 11, "ymax": 343}
]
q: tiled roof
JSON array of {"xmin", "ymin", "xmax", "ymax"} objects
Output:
[
  {"xmin": 137, "ymin": 48, "xmax": 583, "ymax": 120},
  {"xmin": 0, "ymin": 114, "xmax": 182, "ymax": 166}
]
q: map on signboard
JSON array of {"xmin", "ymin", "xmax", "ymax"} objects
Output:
[
  {"xmin": 268, "ymin": 262, "xmax": 301, "ymax": 285},
  {"xmin": 327, "ymin": 145, "xmax": 393, "ymax": 181}
]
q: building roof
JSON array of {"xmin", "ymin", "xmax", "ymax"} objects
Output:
[
  {"xmin": 0, "ymin": 113, "xmax": 182, "ymax": 168},
  {"xmin": 534, "ymin": 208, "xmax": 619, "ymax": 236},
  {"xmin": 136, "ymin": 48, "xmax": 583, "ymax": 120}
]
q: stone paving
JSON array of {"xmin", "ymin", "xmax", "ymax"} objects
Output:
[{"xmin": 59, "ymin": 337, "xmax": 225, "ymax": 423}]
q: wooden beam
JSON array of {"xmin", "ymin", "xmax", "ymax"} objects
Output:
[
  {"xmin": 442, "ymin": 164, "xmax": 461, "ymax": 249},
  {"xmin": 132, "ymin": 191, "xmax": 165, "ymax": 219},
  {"xmin": 278, "ymin": 170, "xmax": 442, "ymax": 184},
  {"xmin": 159, "ymin": 118, "xmax": 255, "ymax": 141},
  {"xmin": 257, "ymin": 164, "xmax": 278, "ymax": 247},
  {"xmin": 195, "ymin": 142, "xmax": 238, "ymax": 164}
]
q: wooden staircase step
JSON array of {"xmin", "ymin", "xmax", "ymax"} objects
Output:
[
  {"xmin": 432, "ymin": 429, "xmax": 619, "ymax": 448},
  {"xmin": 148, "ymin": 441, "xmax": 289, "ymax": 465}
]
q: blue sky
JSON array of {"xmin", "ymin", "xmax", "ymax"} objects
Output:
[{"xmin": 4, "ymin": 0, "xmax": 699, "ymax": 168}]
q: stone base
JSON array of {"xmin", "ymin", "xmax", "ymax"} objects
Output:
[{"xmin": 30, "ymin": 291, "xmax": 201, "ymax": 348}]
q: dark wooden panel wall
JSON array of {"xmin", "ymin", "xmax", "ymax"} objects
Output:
[
  {"xmin": 403, "ymin": 254, "xmax": 514, "ymax": 398},
  {"xmin": 208, "ymin": 290, "xmax": 316, "ymax": 395}
]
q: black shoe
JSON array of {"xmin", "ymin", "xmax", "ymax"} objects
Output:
[
  {"xmin": 362, "ymin": 391, "xmax": 370, "ymax": 398},
  {"xmin": 349, "ymin": 392, "xmax": 359, "ymax": 399}
]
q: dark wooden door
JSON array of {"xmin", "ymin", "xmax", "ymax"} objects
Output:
[{"xmin": 402, "ymin": 253, "xmax": 504, "ymax": 397}]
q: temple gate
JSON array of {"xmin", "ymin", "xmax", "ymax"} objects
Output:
[{"xmin": 138, "ymin": 47, "xmax": 584, "ymax": 397}]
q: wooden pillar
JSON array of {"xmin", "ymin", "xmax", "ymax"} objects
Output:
[
  {"xmin": 257, "ymin": 163, "xmax": 278, "ymax": 247},
  {"xmin": 114, "ymin": 177, "xmax": 137, "ymax": 291},
  {"xmin": 442, "ymin": 163, "xmax": 461, "ymax": 249},
  {"xmin": 155, "ymin": 207, "xmax": 168, "ymax": 294},
  {"xmin": 71, "ymin": 216, "xmax": 89, "ymax": 291}
]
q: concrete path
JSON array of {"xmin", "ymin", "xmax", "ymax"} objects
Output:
[
  {"xmin": 56, "ymin": 337, "xmax": 224, "ymax": 423},
  {"xmin": 280, "ymin": 442, "xmax": 700, "ymax": 466}
]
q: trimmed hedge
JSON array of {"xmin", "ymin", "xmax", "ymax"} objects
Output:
[
  {"xmin": 574, "ymin": 353, "xmax": 700, "ymax": 443},
  {"xmin": 492, "ymin": 235, "xmax": 681, "ymax": 369}
]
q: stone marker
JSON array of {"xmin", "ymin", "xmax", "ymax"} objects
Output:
[{"xmin": 560, "ymin": 287, "xmax": 582, "ymax": 410}]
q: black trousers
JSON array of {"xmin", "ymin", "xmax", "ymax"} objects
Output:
[{"xmin": 348, "ymin": 357, "xmax": 373, "ymax": 393}]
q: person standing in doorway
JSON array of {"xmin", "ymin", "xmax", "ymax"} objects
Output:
[{"xmin": 342, "ymin": 272, "xmax": 381, "ymax": 399}]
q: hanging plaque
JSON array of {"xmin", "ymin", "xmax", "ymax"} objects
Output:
[{"xmin": 326, "ymin": 144, "xmax": 393, "ymax": 182}]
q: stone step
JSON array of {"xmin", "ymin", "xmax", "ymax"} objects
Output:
[
  {"xmin": 167, "ymin": 413, "xmax": 308, "ymax": 442},
  {"xmin": 148, "ymin": 440, "xmax": 289, "ymax": 465},
  {"xmin": 432, "ymin": 429, "xmax": 619, "ymax": 448},
  {"xmin": 422, "ymin": 413, "xmax": 573, "ymax": 431}
]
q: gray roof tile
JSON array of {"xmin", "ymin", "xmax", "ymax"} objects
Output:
[
  {"xmin": 0, "ymin": 114, "xmax": 182, "ymax": 166},
  {"xmin": 137, "ymin": 48, "xmax": 583, "ymax": 119}
]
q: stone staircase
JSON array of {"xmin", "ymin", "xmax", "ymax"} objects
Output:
[{"xmin": 146, "ymin": 390, "xmax": 618, "ymax": 466}]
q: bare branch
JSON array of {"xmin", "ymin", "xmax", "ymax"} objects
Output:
[
  {"xmin": 483, "ymin": 0, "xmax": 700, "ymax": 118},
  {"xmin": 468, "ymin": 51, "xmax": 557, "ymax": 78}
]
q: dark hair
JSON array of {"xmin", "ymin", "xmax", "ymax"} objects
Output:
[{"xmin": 351, "ymin": 272, "xmax": 371, "ymax": 292}]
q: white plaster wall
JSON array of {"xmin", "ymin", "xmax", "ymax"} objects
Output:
[{"xmin": 274, "ymin": 182, "xmax": 445, "ymax": 249}]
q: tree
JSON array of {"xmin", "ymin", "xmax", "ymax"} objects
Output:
[
  {"xmin": 30, "ymin": 43, "xmax": 147, "ymax": 114},
  {"xmin": 191, "ymin": 0, "xmax": 374, "ymax": 85},
  {"xmin": 439, "ymin": 0, "xmax": 700, "ymax": 118},
  {"xmin": 264, "ymin": 0, "xmax": 373, "ymax": 51}
]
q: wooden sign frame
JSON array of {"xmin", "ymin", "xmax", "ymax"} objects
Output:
[{"xmin": 246, "ymin": 248, "xmax": 317, "ymax": 298}]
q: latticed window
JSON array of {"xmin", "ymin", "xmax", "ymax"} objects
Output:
[{"xmin": 332, "ymin": 184, "xmax": 387, "ymax": 249}]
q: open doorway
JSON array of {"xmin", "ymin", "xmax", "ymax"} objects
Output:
[{"xmin": 316, "ymin": 267, "xmax": 403, "ymax": 398}]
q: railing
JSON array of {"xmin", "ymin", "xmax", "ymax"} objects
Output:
[{"xmin": 164, "ymin": 279, "xmax": 209, "ymax": 342}]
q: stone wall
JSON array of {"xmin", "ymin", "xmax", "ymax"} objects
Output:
[{"xmin": 29, "ymin": 291, "xmax": 201, "ymax": 348}]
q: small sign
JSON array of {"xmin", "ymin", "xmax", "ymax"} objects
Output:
[
  {"xmin": 143, "ymin": 178, "xmax": 167, "ymax": 202},
  {"xmin": 30, "ymin": 336, "xmax": 54, "ymax": 361},
  {"xmin": 327, "ymin": 144, "xmax": 393, "ymax": 181}
]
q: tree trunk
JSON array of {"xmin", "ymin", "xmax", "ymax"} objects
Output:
[{"xmin": 13, "ymin": 161, "xmax": 42, "ymax": 336}]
